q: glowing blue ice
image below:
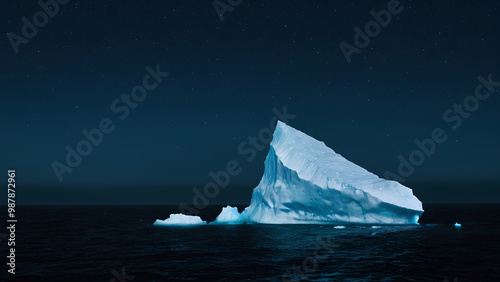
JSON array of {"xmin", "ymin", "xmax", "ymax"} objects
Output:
[
  {"xmin": 237, "ymin": 121, "xmax": 424, "ymax": 224},
  {"xmin": 210, "ymin": 206, "xmax": 245, "ymax": 224},
  {"xmin": 153, "ymin": 214, "xmax": 207, "ymax": 226},
  {"xmin": 157, "ymin": 121, "xmax": 424, "ymax": 226}
]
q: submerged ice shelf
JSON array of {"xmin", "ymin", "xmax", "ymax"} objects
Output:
[{"xmin": 154, "ymin": 121, "xmax": 423, "ymax": 226}]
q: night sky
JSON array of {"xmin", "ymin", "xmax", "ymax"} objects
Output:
[{"xmin": 1, "ymin": 1, "xmax": 499, "ymax": 204}]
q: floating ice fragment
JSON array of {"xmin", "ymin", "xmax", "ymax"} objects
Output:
[
  {"xmin": 153, "ymin": 214, "xmax": 207, "ymax": 226},
  {"xmin": 210, "ymin": 206, "xmax": 246, "ymax": 224}
]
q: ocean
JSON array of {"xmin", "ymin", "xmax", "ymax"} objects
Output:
[{"xmin": 2, "ymin": 204, "xmax": 500, "ymax": 281}]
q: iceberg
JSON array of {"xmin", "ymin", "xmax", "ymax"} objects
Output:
[
  {"xmin": 210, "ymin": 206, "xmax": 246, "ymax": 225},
  {"xmin": 237, "ymin": 121, "xmax": 423, "ymax": 224},
  {"xmin": 153, "ymin": 214, "xmax": 207, "ymax": 226},
  {"xmin": 156, "ymin": 121, "xmax": 423, "ymax": 225}
]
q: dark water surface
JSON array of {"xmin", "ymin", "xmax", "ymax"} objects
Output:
[{"xmin": 2, "ymin": 204, "xmax": 499, "ymax": 281}]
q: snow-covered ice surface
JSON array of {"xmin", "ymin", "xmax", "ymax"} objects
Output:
[{"xmin": 156, "ymin": 121, "xmax": 423, "ymax": 225}]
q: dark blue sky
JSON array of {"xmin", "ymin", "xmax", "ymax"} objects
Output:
[{"xmin": 1, "ymin": 0, "xmax": 499, "ymax": 204}]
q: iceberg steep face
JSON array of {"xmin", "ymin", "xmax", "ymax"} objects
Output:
[{"xmin": 240, "ymin": 121, "xmax": 423, "ymax": 224}]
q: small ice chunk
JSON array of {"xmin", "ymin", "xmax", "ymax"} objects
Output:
[
  {"xmin": 334, "ymin": 226, "xmax": 346, "ymax": 229},
  {"xmin": 211, "ymin": 206, "xmax": 246, "ymax": 224},
  {"xmin": 153, "ymin": 214, "xmax": 207, "ymax": 226}
]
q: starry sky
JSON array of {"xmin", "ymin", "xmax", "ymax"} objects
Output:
[{"xmin": 1, "ymin": 0, "xmax": 499, "ymax": 204}]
